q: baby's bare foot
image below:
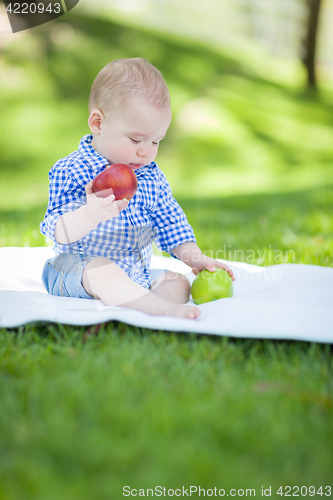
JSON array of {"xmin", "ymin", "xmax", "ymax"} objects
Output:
[{"xmin": 163, "ymin": 302, "xmax": 201, "ymax": 320}]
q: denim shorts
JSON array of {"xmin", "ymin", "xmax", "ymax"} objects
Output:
[{"xmin": 42, "ymin": 253, "xmax": 168, "ymax": 300}]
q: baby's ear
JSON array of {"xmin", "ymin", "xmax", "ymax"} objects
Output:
[{"xmin": 88, "ymin": 109, "xmax": 104, "ymax": 134}]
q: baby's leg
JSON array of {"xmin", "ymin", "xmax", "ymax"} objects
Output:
[
  {"xmin": 82, "ymin": 257, "xmax": 200, "ymax": 319},
  {"xmin": 150, "ymin": 271, "xmax": 191, "ymax": 304}
]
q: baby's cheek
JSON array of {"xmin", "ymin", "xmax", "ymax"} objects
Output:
[{"xmin": 117, "ymin": 145, "xmax": 133, "ymax": 160}]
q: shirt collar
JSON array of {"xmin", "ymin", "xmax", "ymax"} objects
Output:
[
  {"xmin": 78, "ymin": 134, "xmax": 157, "ymax": 176},
  {"xmin": 78, "ymin": 134, "xmax": 108, "ymax": 174}
]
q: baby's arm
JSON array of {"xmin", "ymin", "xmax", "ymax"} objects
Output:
[
  {"xmin": 55, "ymin": 181, "xmax": 128, "ymax": 245},
  {"xmin": 172, "ymin": 241, "xmax": 235, "ymax": 281}
]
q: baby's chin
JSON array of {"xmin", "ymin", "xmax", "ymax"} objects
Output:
[{"xmin": 128, "ymin": 162, "xmax": 146, "ymax": 170}]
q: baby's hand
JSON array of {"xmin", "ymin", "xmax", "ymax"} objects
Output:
[
  {"xmin": 191, "ymin": 255, "xmax": 235, "ymax": 281},
  {"xmin": 84, "ymin": 180, "xmax": 129, "ymax": 224},
  {"xmin": 207, "ymin": 260, "xmax": 235, "ymax": 281}
]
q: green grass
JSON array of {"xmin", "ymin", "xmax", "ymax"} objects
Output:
[
  {"xmin": 0, "ymin": 8, "xmax": 333, "ymax": 499},
  {"xmin": 0, "ymin": 326, "xmax": 332, "ymax": 499}
]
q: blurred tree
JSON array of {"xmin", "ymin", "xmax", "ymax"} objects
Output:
[{"xmin": 303, "ymin": 0, "xmax": 322, "ymax": 90}]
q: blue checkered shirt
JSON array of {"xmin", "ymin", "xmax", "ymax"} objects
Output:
[{"xmin": 40, "ymin": 134, "xmax": 196, "ymax": 288}]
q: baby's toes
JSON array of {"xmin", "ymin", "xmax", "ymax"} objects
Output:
[{"xmin": 185, "ymin": 305, "xmax": 201, "ymax": 319}]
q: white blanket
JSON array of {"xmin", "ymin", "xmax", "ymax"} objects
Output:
[{"xmin": 0, "ymin": 247, "xmax": 332, "ymax": 344}]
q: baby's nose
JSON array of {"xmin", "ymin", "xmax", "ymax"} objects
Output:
[{"xmin": 137, "ymin": 147, "xmax": 150, "ymax": 158}]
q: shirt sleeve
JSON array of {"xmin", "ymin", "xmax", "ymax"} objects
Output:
[
  {"xmin": 39, "ymin": 162, "xmax": 86, "ymax": 243},
  {"xmin": 151, "ymin": 168, "xmax": 196, "ymax": 255}
]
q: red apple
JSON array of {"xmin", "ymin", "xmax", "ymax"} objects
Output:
[{"xmin": 92, "ymin": 163, "xmax": 138, "ymax": 200}]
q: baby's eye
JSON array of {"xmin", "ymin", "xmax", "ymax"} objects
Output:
[{"xmin": 130, "ymin": 138, "xmax": 141, "ymax": 144}]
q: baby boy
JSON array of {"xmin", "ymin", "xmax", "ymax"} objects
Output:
[{"xmin": 40, "ymin": 58, "xmax": 234, "ymax": 319}]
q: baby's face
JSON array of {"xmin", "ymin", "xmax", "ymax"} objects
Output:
[{"xmin": 92, "ymin": 98, "xmax": 172, "ymax": 170}]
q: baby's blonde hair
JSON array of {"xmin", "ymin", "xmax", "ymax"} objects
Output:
[{"xmin": 88, "ymin": 58, "xmax": 170, "ymax": 116}]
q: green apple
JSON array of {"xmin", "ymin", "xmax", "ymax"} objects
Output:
[{"xmin": 191, "ymin": 268, "xmax": 233, "ymax": 305}]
